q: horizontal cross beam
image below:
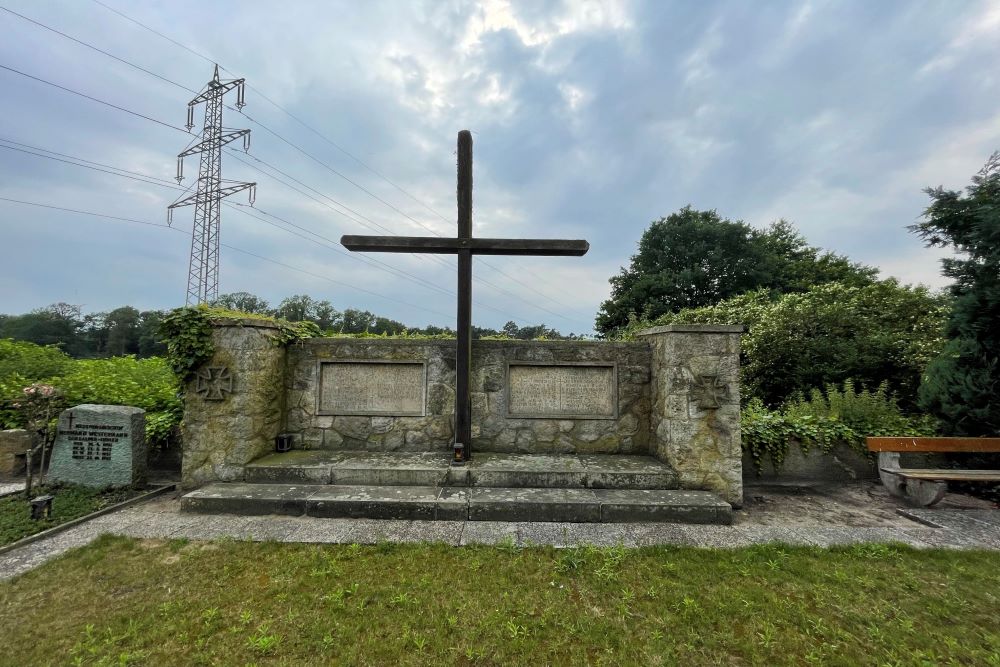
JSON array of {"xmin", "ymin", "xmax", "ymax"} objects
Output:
[{"xmin": 341, "ymin": 235, "xmax": 589, "ymax": 256}]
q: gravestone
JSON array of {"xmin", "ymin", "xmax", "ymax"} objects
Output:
[{"xmin": 48, "ymin": 404, "xmax": 146, "ymax": 488}]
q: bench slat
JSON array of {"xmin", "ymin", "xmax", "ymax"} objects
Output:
[
  {"xmin": 880, "ymin": 468, "xmax": 1000, "ymax": 482},
  {"xmin": 867, "ymin": 437, "xmax": 1000, "ymax": 453}
]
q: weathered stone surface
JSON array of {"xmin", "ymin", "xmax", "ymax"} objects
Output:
[
  {"xmin": 48, "ymin": 405, "xmax": 146, "ymax": 488},
  {"xmin": 468, "ymin": 487, "xmax": 602, "ymax": 522},
  {"xmin": 0, "ymin": 429, "xmax": 31, "ymax": 477},
  {"xmin": 182, "ymin": 322, "xmax": 743, "ymax": 506},
  {"xmin": 181, "ymin": 321, "xmax": 286, "ymax": 488},
  {"xmin": 637, "ymin": 326, "xmax": 744, "ymax": 507},
  {"xmin": 507, "ymin": 363, "xmax": 616, "ymax": 418},
  {"xmin": 283, "ymin": 339, "xmax": 651, "ymax": 456},
  {"xmin": 318, "ymin": 361, "xmax": 425, "ymax": 416}
]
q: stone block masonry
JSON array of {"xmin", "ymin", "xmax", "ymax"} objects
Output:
[
  {"xmin": 180, "ymin": 319, "xmax": 743, "ymax": 505},
  {"xmin": 182, "ymin": 319, "xmax": 287, "ymax": 487},
  {"xmin": 638, "ymin": 325, "xmax": 744, "ymax": 506},
  {"xmin": 0, "ymin": 429, "xmax": 31, "ymax": 477},
  {"xmin": 285, "ymin": 338, "xmax": 651, "ymax": 457}
]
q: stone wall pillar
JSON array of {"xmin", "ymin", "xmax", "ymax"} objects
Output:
[
  {"xmin": 181, "ymin": 318, "xmax": 287, "ymax": 488},
  {"xmin": 637, "ymin": 325, "xmax": 743, "ymax": 507}
]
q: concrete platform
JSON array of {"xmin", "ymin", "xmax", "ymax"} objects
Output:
[
  {"xmin": 182, "ymin": 483, "xmax": 732, "ymax": 524},
  {"xmin": 246, "ymin": 451, "xmax": 678, "ymax": 489}
]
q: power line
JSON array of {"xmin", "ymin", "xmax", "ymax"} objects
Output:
[
  {"xmin": 0, "ymin": 137, "xmax": 534, "ymax": 322},
  {"xmin": 81, "ymin": 0, "xmax": 584, "ymax": 319},
  {"xmin": 0, "ymin": 195, "xmax": 455, "ymax": 321},
  {"xmin": 0, "ymin": 137, "xmax": 457, "ymax": 303},
  {"xmin": 3, "ymin": 14, "xmax": 587, "ymax": 326},
  {"xmin": 0, "ymin": 63, "xmax": 186, "ymax": 133},
  {"xmin": 0, "ymin": 5, "xmax": 196, "ymax": 95}
]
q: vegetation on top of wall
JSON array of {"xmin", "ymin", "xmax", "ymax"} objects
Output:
[{"xmin": 159, "ymin": 306, "xmax": 323, "ymax": 382}]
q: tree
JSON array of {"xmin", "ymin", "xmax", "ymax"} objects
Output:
[
  {"xmin": 212, "ymin": 292, "xmax": 271, "ymax": 315},
  {"xmin": 0, "ymin": 303, "xmax": 86, "ymax": 356},
  {"xmin": 104, "ymin": 306, "xmax": 141, "ymax": 356},
  {"xmin": 311, "ymin": 300, "xmax": 340, "ymax": 331},
  {"xmin": 910, "ymin": 152, "xmax": 1000, "ymax": 435},
  {"xmin": 137, "ymin": 310, "xmax": 167, "ymax": 357},
  {"xmin": 273, "ymin": 294, "xmax": 317, "ymax": 323},
  {"xmin": 626, "ymin": 280, "xmax": 948, "ymax": 408},
  {"xmin": 595, "ymin": 207, "xmax": 878, "ymax": 335}
]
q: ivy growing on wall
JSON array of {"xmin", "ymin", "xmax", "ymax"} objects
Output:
[
  {"xmin": 158, "ymin": 307, "xmax": 215, "ymax": 382},
  {"xmin": 158, "ymin": 307, "xmax": 321, "ymax": 384}
]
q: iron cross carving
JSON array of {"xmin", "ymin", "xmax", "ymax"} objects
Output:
[
  {"xmin": 195, "ymin": 366, "xmax": 234, "ymax": 401},
  {"xmin": 342, "ymin": 130, "xmax": 589, "ymax": 463},
  {"xmin": 691, "ymin": 374, "xmax": 729, "ymax": 410}
]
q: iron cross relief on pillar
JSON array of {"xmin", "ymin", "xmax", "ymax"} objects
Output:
[{"xmin": 341, "ymin": 130, "xmax": 589, "ymax": 464}]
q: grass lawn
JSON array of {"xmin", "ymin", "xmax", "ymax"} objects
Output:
[
  {"xmin": 1, "ymin": 537, "xmax": 998, "ymax": 666},
  {"xmin": 0, "ymin": 485, "xmax": 142, "ymax": 546}
]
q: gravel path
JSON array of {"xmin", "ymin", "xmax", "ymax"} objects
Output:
[{"xmin": 1, "ymin": 481, "xmax": 997, "ymax": 581}]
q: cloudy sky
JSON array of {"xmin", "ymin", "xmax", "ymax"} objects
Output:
[{"xmin": 1, "ymin": 0, "xmax": 999, "ymax": 334}]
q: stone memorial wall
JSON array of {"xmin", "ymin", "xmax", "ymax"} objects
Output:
[
  {"xmin": 180, "ymin": 318, "xmax": 743, "ymax": 504},
  {"xmin": 283, "ymin": 338, "xmax": 650, "ymax": 454}
]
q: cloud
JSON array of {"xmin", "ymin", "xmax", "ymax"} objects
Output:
[{"xmin": 1, "ymin": 0, "xmax": 998, "ymax": 334}]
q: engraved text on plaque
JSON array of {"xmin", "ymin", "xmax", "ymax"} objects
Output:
[
  {"xmin": 318, "ymin": 361, "xmax": 426, "ymax": 416},
  {"xmin": 507, "ymin": 363, "xmax": 616, "ymax": 419}
]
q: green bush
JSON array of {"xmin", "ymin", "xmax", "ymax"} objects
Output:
[
  {"xmin": 0, "ymin": 338, "xmax": 72, "ymax": 380},
  {"xmin": 783, "ymin": 380, "xmax": 938, "ymax": 440},
  {"xmin": 742, "ymin": 382, "xmax": 939, "ymax": 473},
  {"xmin": 57, "ymin": 356, "xmax": 179, "ymax": 413},
  {"xmin": 0, "ymin": 339, "xmax": 181, "ymax": 446},
  {"xmin": 620, "ymin": 280, "xmax": 948, "ymax": 408}
]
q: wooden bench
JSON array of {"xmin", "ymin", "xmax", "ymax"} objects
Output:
[{"xmin": 866, "ymin": 437, "xmax": 1000, "ymax": 507}]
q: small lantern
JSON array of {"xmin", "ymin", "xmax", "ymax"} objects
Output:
[
  {"xmin": 30, "ymin": 495, "xmax": 54, "ymax": 520},
  {"xmin": 452, "ymin": 442, "xmax": 465, "ymax": 466},
  {"xmin": 275, "ymin": 433, "xmax": 293, "ymax": 453}
]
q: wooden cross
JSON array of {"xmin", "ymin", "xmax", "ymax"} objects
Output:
[{"xmin": 342, "ymin": 130, "xmax": 589, "ymax": 463}]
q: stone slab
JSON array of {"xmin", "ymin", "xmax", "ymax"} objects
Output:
[
  {"xmin": 506, "ymin": 363, "xmax": 616, "ymax": 418},
  {"xmin": 181, "ymin": 483, "xmax": 310, "ymax": 516},
  {"xmin": 307, "ymin": 485, "xmax": 444, "ymax": 520},
  {"xmin": 468, "ymin": 487, "xmax": 602, "ymax": 522},
  {"xmin": 182, "ymin": 481, "xmax": 732, "ymax": 524},
  {"xmin": 595, "ymin": 489, "xmax": 732, "ymax": 524},
  {"xmin": 244, "ymin": 451, "xmax": 678, "ymax": 490},
  {"xmin": 318, "ymin": 361, "xmax": 426, "ymax": 416},
  {"xmin": 48, "ymin": 405, "xmax": 146, "ymax": 488}
]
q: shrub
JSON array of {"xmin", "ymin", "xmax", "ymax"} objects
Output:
[
  {"xmin": 620, "ymin": 280, "xmax": 948, "ymax": 408},
  {"xmin": 0, "ymin": 338, "xmax": 72, "ymax": 381},
  {"xmin": 742, "ymin": 382, "xmax": 939, "ymax": 472},
  {"xmin": 0, "ymin": 339, "xmax": 181, "ymax": 446}
]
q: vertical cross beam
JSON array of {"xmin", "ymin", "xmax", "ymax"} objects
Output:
[{"xmin": 455, "ymin": 130, "xmax": 473, "ymax": 461}]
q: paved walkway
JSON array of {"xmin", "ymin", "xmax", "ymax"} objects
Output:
[{"xmin": 1, "ymin": 481, "xmax": 997, "ymax": 581}]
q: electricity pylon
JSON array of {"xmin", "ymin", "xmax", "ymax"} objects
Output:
[{"xmin": 168, "ymin": 64, "xmax": 256, "ymax": 306}]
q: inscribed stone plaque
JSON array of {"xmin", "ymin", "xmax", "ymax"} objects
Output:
[
  {"xmin": 47, "ymin": 404, "xmax": 146, "ymax": 488},
  {"xmin": 507, "ymin": 363, "xmax": 617, "ymax": 419},
  {"xmin": 318, "ymin": 361, "xmax": 426, "ymax": 416}
]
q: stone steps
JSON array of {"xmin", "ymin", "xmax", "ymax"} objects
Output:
[
  {"xmin": 181, "ymin": 483, "xmax": 732, "ymax": 524},
  {"xmin": 245, "ymin": 450, "xmax": 678, "ymax": 490}
]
